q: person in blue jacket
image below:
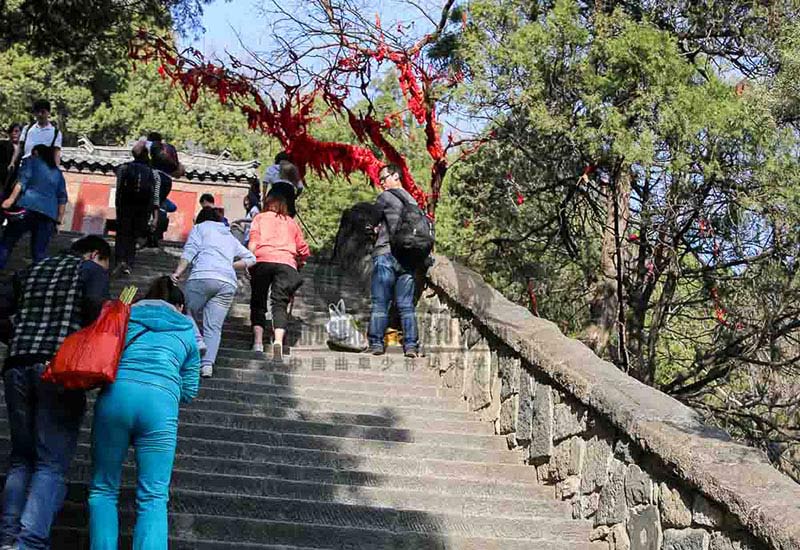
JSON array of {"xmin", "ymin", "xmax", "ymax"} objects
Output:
[
  {"xmin": 88, "ymin": 276, "xmax": 201, "ymax": 550},
  {"xmin": 0, "ymin": 144, "xmax": 67, "ymax": 268}
]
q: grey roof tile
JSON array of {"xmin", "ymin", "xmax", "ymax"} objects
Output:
[{"xmin": 61, "ymin": 137, "xmax": 260, "ymax": 183}]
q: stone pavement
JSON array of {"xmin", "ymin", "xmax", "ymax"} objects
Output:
[{"xmin": 0, "ymin": 234, "xmax": 603, "ymax": 549}]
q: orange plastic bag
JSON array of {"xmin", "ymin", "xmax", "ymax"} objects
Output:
[{"xmin": 41, "ymin": 299, "xmax": 132, "ymax": 389}]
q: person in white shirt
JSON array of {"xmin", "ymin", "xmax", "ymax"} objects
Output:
[
  {"xmin": 231, "ymin": 193, "xmax": 260, "ymax": 247},
  {"xmin": 13, "ymin": 99, "xmax": 62, "ymax": 168},
  {"xmin": 262, "ymin": 151, "xmax": 305, "ymax": 198}
]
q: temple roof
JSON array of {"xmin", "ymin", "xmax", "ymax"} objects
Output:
[{"xmin": 61, "ymin": 137, "xmax": 260, "ymax": 184}]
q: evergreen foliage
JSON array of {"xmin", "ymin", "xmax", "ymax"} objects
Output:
[{"xmin": 438, "ymin": 0, "xmax": 800, "ymax": 477}]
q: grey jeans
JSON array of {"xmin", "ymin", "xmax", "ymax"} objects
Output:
[{"xmin": 184, "ymin": 278, "xmax": 237, "ymax": 367}]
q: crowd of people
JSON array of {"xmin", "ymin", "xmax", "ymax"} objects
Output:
[{"xmin": 0, "ymin": 98, "xmax": 427, "ymax": 549}]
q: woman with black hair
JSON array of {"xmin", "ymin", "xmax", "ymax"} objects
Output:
[
  {"xmin": 0, "ymin": 144, "xmax": 67, "ymax": 268},
  {"xmin": 87, "ymin": 276, "xmax": 201, "ymax": 549},
  {"xmin": 0, "ymin": 123, "xmax": 22, "ymax": 192}
]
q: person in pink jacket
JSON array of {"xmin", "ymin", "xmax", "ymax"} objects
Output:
[{"xmin": 248, "ymin": 194, "xmax": 310, "ymax": 362}]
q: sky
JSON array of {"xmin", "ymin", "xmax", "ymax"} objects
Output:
[
  {"xmin": 190, "ymin": 0, "xmax": 439, "ymax": 58},
  {"xmin": 190, "ymin": 0, "xmax": 265, "ymax": 56},
  {"xmin": 186, "ymin": 0, "xmax": 481, "ymax": 137}
]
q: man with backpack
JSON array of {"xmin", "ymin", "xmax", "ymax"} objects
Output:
[
  {"xmin": 113, "ymin": 142, "xmax": 161, "ymax": 276},
  {"xmin": 11, "ymin": 99, "xmax": 62, "ymax": 169},
  {"xmin": 0, "ymin": 236, "xmax": 110, "ymax": 549},
  {"xmin": 366, "ymin": 164, "xmax": 434, "ymax": 358}
]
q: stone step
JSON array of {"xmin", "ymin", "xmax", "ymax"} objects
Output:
[
  {"xmin": 56, "ymin": 469, "xmax": 567, "ymax": 520},
  {"xmin": 182, "ymin": 402, "xmax": 492, "ymax": 435},
  {"xmin": 0, "ymin": 437, "xmax": 531, "ymax": 482},
  {"xmin": 198, "ymin": 375, "xmax": 456, "ymax": 402},
  {"xmin": 0, "ymin": 390, "xmax": 481, "ymax": 425},
  {"xmin": 0, "ymin": 401, "xmax": 498, "ymax": 448},
  {"xmin": 206, "ymin": 360, "xmax": 443, "ymax": 385},
  {"xmin": 191, "ymin": 384, "xmax": 471, "ymax": 415},
  {"xmin": 183, "ymin": 396, "xmax": 481, "ymax": 424},
  {"xmin": 53, "ymin": 512, "xmax": 603, "ymax": 550},
  {"xmin": 213, "ymin": 348, "xmax": 447, "ymax": 374},
  {"xmin": 175, "ymin": 409, "xmax": 501, "ymax": 446},
  {"xmin": 55, "ymin": 501, "xmax": 597, "ymax": 546},
  {"xmin": 0, "ymin": 420, "xmax": 521, "ymax": 464},
  {"xmin": 188, "ymin": 411, "xmax": 501, "ymax": 449},
  {"xmin": 66, "ymin": 459, "xmax": 546, "ymax": 502},
  {"xmin": 213, "ymin": 347, "xmax": 462, "ymax": 369},
  {"xmin": 52, "ymin": 528, "xmax": 321, "ymax": 550}
]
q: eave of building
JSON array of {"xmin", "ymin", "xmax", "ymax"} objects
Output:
[{"xmin": 60, "ymin": 137, "xmax": 261, "ymax": 186}]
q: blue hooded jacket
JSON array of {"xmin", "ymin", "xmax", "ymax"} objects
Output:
[{"xmin": 115, "ymin": 300, "xmax": 201, "ymax": 403}]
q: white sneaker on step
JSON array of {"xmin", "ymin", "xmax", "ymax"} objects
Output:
[
  {"xmin": 200, "ymin": 365, "xmax": 213, "ymax": 378},
  {"xmin": 272, "ymin": 343, "xmax": 283, "ymax": 363},
  {"xmin": 252, "ymin": 343, "xmax": 264, "ymax": 353}
]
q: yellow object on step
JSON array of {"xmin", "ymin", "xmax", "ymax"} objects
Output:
[{"xmin": 384, "ymin": 329, "xmax": 402, "ymax": 347}]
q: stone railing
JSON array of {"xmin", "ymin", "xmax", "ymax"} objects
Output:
[{"xmin": 416, "ymin": 255, "xmax": 800, "ymax": 550}]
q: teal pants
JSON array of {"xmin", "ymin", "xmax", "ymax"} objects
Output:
[{"xmin": 88, "ymin": 380, "xmax": 178, "ymax": 549}]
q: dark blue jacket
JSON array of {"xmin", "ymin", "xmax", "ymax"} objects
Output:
[{"xmin": 17, "ymin": 157, "xmax": 67, "ymax": 221}]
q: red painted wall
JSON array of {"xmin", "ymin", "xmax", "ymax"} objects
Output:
[
  {"xmin": 166, "ymin": 190, "xmax": 197, "ymax": 241},
  {"xmin": 62, "ymin": 171, "xmax": 249, "ymax": 242},
  {"xmin": 71, "ymin": 182, "xmax": 111, "ymax": 234}
]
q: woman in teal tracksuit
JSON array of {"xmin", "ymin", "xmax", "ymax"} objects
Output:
[{"xmin": 88, "ymin": 277, "xmax": 201, "ymax": 549}]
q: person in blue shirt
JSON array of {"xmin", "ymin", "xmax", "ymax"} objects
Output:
[
  {"xmin": 0, "ymin": 144, "xmax": 67, "ymax": 268},
  {"xmin": 87, "ymin": 276, "xmax": 201, "ymax": 550}
]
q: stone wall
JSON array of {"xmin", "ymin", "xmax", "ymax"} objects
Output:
[{"xmin": 418, "ymin": 255, "xmax": 800, "ymax": 550}]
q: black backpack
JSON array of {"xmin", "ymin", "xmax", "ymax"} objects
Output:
[
  {"xmin": 115, "ymin": 161, "xmax": 155, "ymax": 204},
  {"xmin": 387, "ymin": 189, "xmax": 435, "ymax": 267}
]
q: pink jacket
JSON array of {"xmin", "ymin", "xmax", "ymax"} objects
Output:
[{"xmin": 248, "ymin": 211, "xmax": 310, "ymax": 269}]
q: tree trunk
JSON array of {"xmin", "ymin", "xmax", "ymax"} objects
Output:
[
  {"xmin": 581, "ymin": 168, "xmax": 630, "ymax": 365},
  {"xmin": 427, "ymin": 160, "xmax": 447, "ymax": 219}
]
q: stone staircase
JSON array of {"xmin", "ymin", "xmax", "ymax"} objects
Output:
[{"xmin": 0, "ymin": 235, "xmax": 603, "ymax": 549}]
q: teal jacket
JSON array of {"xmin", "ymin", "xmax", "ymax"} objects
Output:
[{"xmin": 115, "ymin": 300, "xmax": 201, "ymax": 403}]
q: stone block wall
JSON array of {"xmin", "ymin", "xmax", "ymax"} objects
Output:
[{"xmin": 418, "ymin": 256, "xmax": 800, "ymax": 550}]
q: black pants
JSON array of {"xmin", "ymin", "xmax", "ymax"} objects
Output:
[
  {"xmin": 115, "ymin": 204, "xmax": 150, "ymax": 265},
  {"xmin": 249, "ymin": 262, "xmax": 302, "ymax": 330}
]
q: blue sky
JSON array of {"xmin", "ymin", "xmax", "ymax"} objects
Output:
[
  {"xmin": 190, "ymin": 0, "xmax": 264, "ymax": 56},
  {"xmin": 190, "ymin": 0, "xmax": 439, "ymax": 57},
  {"xmin": 187, "ymin": 0, "xmax": 481, "ymax": 137}
]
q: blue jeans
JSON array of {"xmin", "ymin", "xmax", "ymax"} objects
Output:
[
  {"xmin": 0, "ymin": 211, "xmax": 56, "ymax": 269},
  {"xmin": 89, "ymin": 380, "xmax": 178, "ymax": 550},
  {"xmin": 184, "ymin": 278, "xmax": 236, "ymax": 367},
  {"xmin": 367, "ymin": 253, "xmax": 418, "ymax": 351},
  {"xmin": 0, "ymin": 363, "xmax": 87, "ymax": 550}
]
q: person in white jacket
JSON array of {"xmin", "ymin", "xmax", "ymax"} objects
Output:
[{"xmin": 171, "ymin": 206, "xmax": 256, "ymax": 377}]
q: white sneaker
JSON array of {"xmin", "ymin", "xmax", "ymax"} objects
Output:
[
  {"xmin": 272, "ymin": 343, "xmax": 284, "ymax": 363},
  {"xmin": 200, "ymin": 365, "xmax": 213, "ymax": 378},
  {"xmin": 252, "ymin": 343, "xmax": 264, "ymax": 353}
]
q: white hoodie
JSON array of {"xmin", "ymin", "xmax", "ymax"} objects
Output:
[{"xmin": 181, "ymin": 221, "xmax": 256, "ymax": 288}]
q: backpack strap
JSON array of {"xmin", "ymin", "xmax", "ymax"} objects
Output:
[
  {"xmin": 383, "ymin": 189, "xmax": 417, "ymax": 237},
  {"xmin": 49, "ymin": 123, "xmax": 60, "ymax": 148},
  {"xmin": 19, "ymin": 122, "xmax": 60, "ymax": 151},
  {"xmin": 387, "ymin": 188, "xmax": 415, "ymax": 207},
  {"xmin": 151, "ymin": 168, "xmax": 162, "ymax": 208}
]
